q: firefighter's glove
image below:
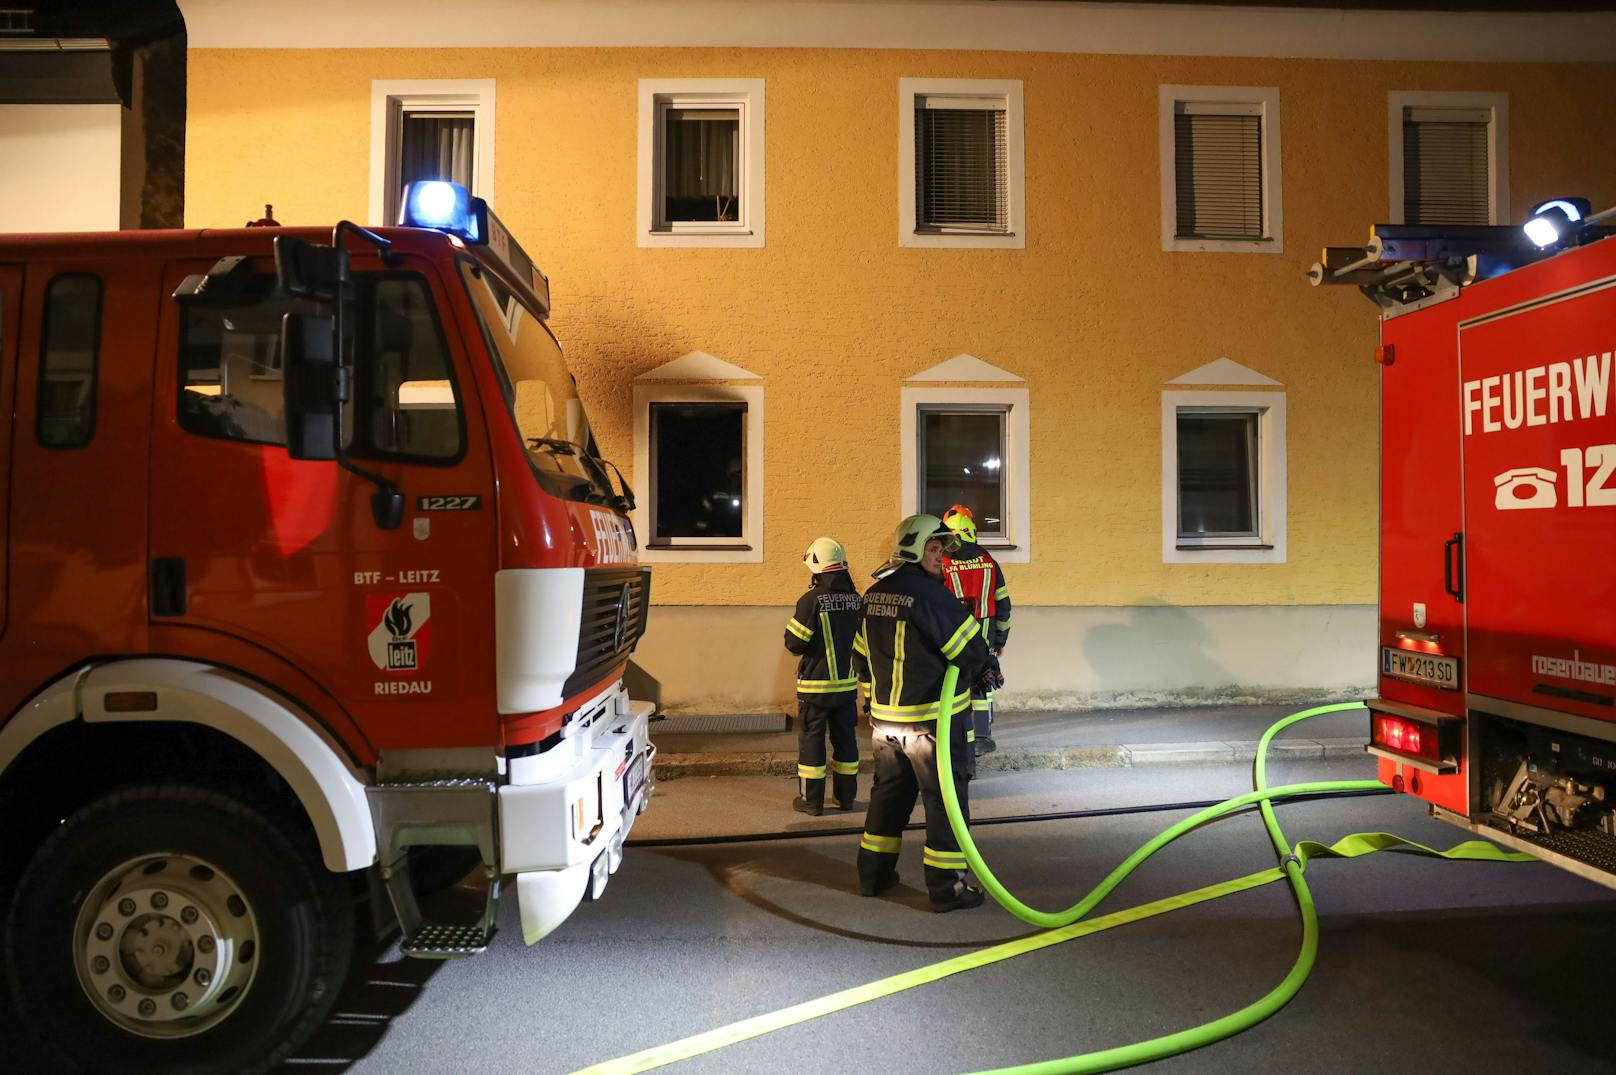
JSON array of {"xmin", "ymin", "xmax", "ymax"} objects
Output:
[{"xmin": 976, "ymin": 656, "xmax": 1005, "ymax": 694}]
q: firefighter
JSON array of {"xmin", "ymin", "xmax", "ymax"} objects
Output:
[
  {"xmin": 940, "ymin": 504, "xmax": 1012, "ymax": 756},
  {"xmin": 784, "ymin": 537, "xmax": 864, "ymax": 815},
  {"xmin": 853, "ymin": 514, "xmax": 993, "ymax": 913}
]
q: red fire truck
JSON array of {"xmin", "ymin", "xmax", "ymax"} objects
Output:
[
  {"xmin": 0, "ymin": 182, "xmax": 654, "ymax": 1072},
  {"xmin": 1313, "ymin": 209, "xmax": 1616, "ymax": 889}
]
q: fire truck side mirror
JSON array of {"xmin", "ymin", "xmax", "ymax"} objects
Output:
[
  {"xmin": 280, "ymin": 313, "xmax": 345, "ymax": 461},
  {"xmin": 273, "ymin": 235, "xmax": 347, "ymax": 301}
]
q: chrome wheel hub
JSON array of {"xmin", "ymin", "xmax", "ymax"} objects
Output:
[{"xmin": 74, "ymin": 854, "xmax": 260, "ymax": 1038}]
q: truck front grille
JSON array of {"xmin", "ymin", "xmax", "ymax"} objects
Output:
[{"xmin": 564, "ymin": 567, "xmax": 650, "ymax": 697}]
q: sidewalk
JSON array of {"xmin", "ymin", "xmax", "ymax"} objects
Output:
[{"xmin": 649, "ymin": 702, "xmax": 1371, "ymax": 779}]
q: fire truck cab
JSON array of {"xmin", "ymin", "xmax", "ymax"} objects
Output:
[
  {"xmin": 1313, "ymin": 214, "xmax": 1616, "ymax": 888},
  {"xmin": 0, "ymin": 183, "xmax": 654, "ymax": 1073}
]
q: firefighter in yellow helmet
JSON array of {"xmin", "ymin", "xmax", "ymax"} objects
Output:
[
  {"xmin": 940, "ymin": 504, "xmax": 1011, "ymax": 756},
  {"xmin": 852, "ymin": 514, "xmax": 992, "ymax": 912},
  {"xmin": 783, "ymin": 537, "xmax": 864, "ymax": 814}
]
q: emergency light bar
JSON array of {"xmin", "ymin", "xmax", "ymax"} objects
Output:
[
  {"xmin": 400, "ymin": 180, "xmax": 551, "ymax": 318},
  {"xmin": 1523, "ymin": 196, "xmax": 1616, "ymax": 249}
]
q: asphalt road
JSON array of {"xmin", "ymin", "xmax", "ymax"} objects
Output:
[{"xmin": 285, "ymin": 754, "xmax": 1616, "ymax": 1074}]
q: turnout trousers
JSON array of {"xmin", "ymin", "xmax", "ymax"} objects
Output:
[
  {"xmin": 797, "ymin": 693, "xmax": 860, "ymax": 809},
  {"xmin": 857, "ymin": 718, "xmax": 974, "ymax": 905}
]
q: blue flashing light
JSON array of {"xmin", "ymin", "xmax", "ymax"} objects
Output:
[
  {"xmin": 400, "ymin": 181, "xmax": 483, "ymax": 241},
  {"xmin": 1523, "ymin": 196, "xmax": 1592, "ymax": 249}
]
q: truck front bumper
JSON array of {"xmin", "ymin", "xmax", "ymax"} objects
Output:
[{"xmin": 498, "ymin": 684, "xmax": 656, "ymax": 943}]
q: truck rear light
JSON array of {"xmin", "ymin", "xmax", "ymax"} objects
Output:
[{"xmin": 1373, "ymin": 713, "xmax": 1440, "ymax": 764}]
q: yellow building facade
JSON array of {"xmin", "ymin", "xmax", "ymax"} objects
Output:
[{"xmin": 179, "ymin": 0, "xmax": 1616, "ymax": 711}]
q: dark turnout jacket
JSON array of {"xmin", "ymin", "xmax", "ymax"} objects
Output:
[
  {"xmin": 853, "ymin": 563, "xmax": 991, "ymax": 725},
  {"xmin": 784, "ymin": 571, "xmax": 863, "ymax": 696}
]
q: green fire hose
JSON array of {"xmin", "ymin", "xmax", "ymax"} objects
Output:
[{"xmin": 575, "ymin": 669, "xmax": 1530, "ymax": 1075}]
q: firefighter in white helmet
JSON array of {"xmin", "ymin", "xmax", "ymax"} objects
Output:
[
  {"xmin": 940, "ymin": 504, "xmax": 1011, "ymax": 756},
  {"xmin": 853, "ymin": 514, "xmax": 992, "ymax": 912},
  {"xmin": 783, "ymin": 537, "xmax": 864, "ymax": 814}
]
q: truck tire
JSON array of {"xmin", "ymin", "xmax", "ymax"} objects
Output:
[{"xmin": 3, "ymin": 784, "xmax": 354, "ymax": 1075}]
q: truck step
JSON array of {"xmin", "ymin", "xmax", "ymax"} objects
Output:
[{"xmin": 401, "ymin": 920, "xmax": 496, "ymax": 958}]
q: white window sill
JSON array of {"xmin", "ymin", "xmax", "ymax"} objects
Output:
[
  {"xmin": 902, "ymin": 230, "xmax": 1024, "ymax": 250},
  {"xmin": 1163, "ymin": 236, "xmax": 1283, "ymax": 254}
]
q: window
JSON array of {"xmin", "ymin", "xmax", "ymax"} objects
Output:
[
  {"xmin": 1161, "ymin": 389, "xmax": 1286, "ymax": 565},
  {"xmin": 37, "ymin": 273, "xmax": 101, "ymax": 449},
  {"xmin": 918, "ymin": 407, "xmax": 1008, "ymax": 540},
  {"xmin": 899, "ymin": 79, "xmax": 1024, "ymax": 249},
  {"xmin": 1159, "ymin": 85, "xmax": 1282, "ymax": 253},
  {"xmin": 638, "ymin": 79, "xmax": 765, "ymax": 248},
  {"xmin": 1388, "ymin": 92, "xmax": 1507, "ymax": 226},
  {"xmin": 370, "ymin": 80, "xmax": 495, "ymax": 228},
  {"xmin": 180, "ymin": 274, "xmax": 463, "ymax": 463},
  {"xmin": 632, "ymin": 379, "xmax": 764, "ymax": 562},
  {"xmin": 900, "ymin": 385, "xmax": 1029, "ymax": 562}
]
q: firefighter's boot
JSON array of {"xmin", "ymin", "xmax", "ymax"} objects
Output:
[
  {"xmin": 931, "ymin": 882, "xmax": 986, "ymax": 914},
  {"xmin": 791, "ymin": 772, "xmax": 820, "ymax": 814},
  {"xmin": 832, "ymin": 772, "xmax": 858, "ymax": 810}
]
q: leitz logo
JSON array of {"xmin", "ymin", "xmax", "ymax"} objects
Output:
[{"xmin": 1532, "ymin": 650, "xmax": 1616, "ymax": 687}]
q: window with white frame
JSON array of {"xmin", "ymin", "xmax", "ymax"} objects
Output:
[
  {"xmin": 637, "ymin": 79, "xmax": 765, "ymax": 248},
  {"xmin": 369, "ymin": 79, "xmax": 495, "ymax": 228},
  {"xmin": 899, "ymin": 79, "xmax": 1024, "ymax": 249},
  {"xmin": 901, "ymin": 386, "xmax": 1030, "ymax": 563},
  {"xmin": 1387, "ymin": 92, "xmax": 1507, "ymax": 226},
  {"xmin": 632, "ymin": 382, "xmax": 764, "ymax": 562},
  {"xmin": 1161, "ymin": 389, "xmax": 1286, "ymax": 565},
  {"xmin": 1159, "ymin": 85, "xmax": 1282, "ymax": 253}
]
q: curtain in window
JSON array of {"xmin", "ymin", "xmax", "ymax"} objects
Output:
[
  {"xmin": 916, "ymin": 105, "xmax": 1007, "ymax": 230},
  {"xmin": 663, "ymin": 108, "xmax": 740, "ymax": 222},
  {"xmin": 1174, "ymin": 110, "xmax": 1263, "ymax": 240},
  {"xmin": 1403, "ymin": 108, "xmax": 1490, "ymax": 225},
  {"xmin": 401, "ymin": 113, "xmax": 475, "ymax": 193}
]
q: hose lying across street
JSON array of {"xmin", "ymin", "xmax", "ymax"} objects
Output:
[{"xmin": 578, "ymin": 678, "xmax": 1533, "ymax": 1075}]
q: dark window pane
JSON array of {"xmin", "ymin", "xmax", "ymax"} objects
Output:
[
  {"xmin": 180, "ymin": 275, "xmax": 301, "ymax": 446},
  {"xmin": 1174, "ymin": 111, "xmax": 1263, "ymax": 240},
  {"xmin": 916, "ymin": 106, "xmax": 1007, "ymax": 230},
  {"xmin": 651, "ymin": 402, "xmax": 744, "ymax": 539},
  {"xmin": 663, "ymin": 108, "xmax": 740, "ymax": 222},
  {"xmin": 399, "ymin": 112, "xmax": 474, "ymax": 211},
  {"xmin": 1177, "ymin": 412, "xmax": 1257, "ymax": 536},
  {"xmin": 920, "ymin": 410, "xmax": 1005, "ymax": 535},
  {"xmin": 1403, "ymin": 111, "xmax": 1489, "ymax": 225},
  {"xmin": 37, "ymin": 274, "xmax": 101, "ymax": 449},
  {"xmin": 361, "ymin": 277, "xmax": 461, "ymax": 460}
]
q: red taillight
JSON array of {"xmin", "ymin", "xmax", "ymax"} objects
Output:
[{"xmin": 1372, "ymin": 713, "xmax": 1442, "ymax": 765}]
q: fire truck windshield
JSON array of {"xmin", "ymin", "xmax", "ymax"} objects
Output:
[{"xmin": 457, "ymin": 259, "xmax": 618, "ymax": 506}]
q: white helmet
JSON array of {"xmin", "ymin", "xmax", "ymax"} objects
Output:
[{"xmin": 803, "ymin": 536, "xmax": 848, "ymax": 574}]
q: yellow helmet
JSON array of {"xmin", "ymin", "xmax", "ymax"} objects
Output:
[
  {"xmin": 874, "ymin": 513, "xmax": 958, "ymax": 577},
  {"xmin": 942, "ymin": 504, "xmax": 977, "ymax": 544},
  {"xmin": 803, "ymin": 536, "xmax": 848, "ymax": 574}
]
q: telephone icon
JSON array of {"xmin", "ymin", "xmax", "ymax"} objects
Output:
[{"xmin": 1493, "ymin": 466, "xmax": 1558, "ymax": 510}]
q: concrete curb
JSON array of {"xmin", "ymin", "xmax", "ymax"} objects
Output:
[{"xmin": 652, "ymin": 737, "xmax": 1369, "ymax": 780}]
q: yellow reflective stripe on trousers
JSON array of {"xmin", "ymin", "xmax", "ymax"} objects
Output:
[
  {"xmin": 923, "ymin": 847, "xmax": 967, "ymax": 870},
  {"xmin": 796, "ymin": 678, "xmax": 858, "ymax": 694},
  {"xmin": 889, "ymin": 622, "xmax": 906, "ymax": 708},
  {"xmin": 569, "ymin": 831, "xmax": 1529, "ymax": 1075},
  {"xmin": 786, "ymin": 618, "xmax": 813, "ymax": 641},
  {"xmin": 830, "ymin": 759, "xmax": 860, "ymax": 775},
  {"xmin": 819, "ymin": 611, "xmax": 838, "ymax": 681},
  {"xmin": 797, "ymin": 764, "xmax": 826, "ymax": 779},
  {"xmin": 859, "ymin": 833, "xmax": 901, "ymax": 854},
  {"xmin": 939, "ymin": 617, "xmax": 979, "ymax": 660}
]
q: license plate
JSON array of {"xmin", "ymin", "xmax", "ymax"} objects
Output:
[
  {"xmin": 624, "ymin": 751, "xmax": 646, "ymax": 803},
  {"xmin": 1382, "ymin": 647, "xmax": 1460, "ymax": 690}
]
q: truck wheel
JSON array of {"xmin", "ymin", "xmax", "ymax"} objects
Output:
[{"xmin": 4, "ymin": 784, "xmax": 354, "ymax": 1075}]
